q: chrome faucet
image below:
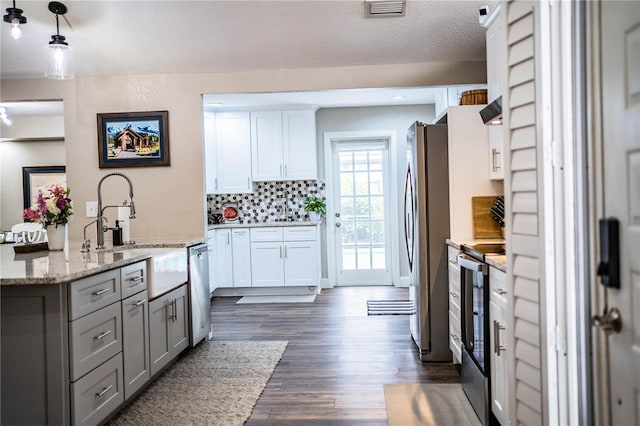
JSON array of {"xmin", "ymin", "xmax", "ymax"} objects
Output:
[
  {"xmin": 81, "ymin": 216, "xmax": 107, "ymax": 252},
  {"xmin": 96, "ymin": 173, "xmax": 136, "ymax": 250}
]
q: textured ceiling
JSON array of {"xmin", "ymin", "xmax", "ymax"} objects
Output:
[{"xmin": 0, "ymin": 0, "xmax": 491, "ymax": 79}]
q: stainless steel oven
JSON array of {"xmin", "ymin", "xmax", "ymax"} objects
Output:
[{"xmin": 458, "ymin": 244, "xmax": 496, "ymax": 425}]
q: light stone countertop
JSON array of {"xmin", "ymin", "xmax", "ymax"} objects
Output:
[
  {"xmin": 0, "ymin": 238, "xmax": 204, "ymax": 286},
  {"xmin": 446, "ymin": 238, "xmax": 507, "ymax": 272},
  {"xmin": 208, "ymin": 221, "xmax": 320, "ymax": 230}
]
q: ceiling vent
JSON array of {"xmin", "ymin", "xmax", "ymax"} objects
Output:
[{"xmin": 364, "ymin": 0, "xmax": 406, "ymax": 18}]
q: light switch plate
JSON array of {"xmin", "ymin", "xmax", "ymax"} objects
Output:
[{"xmin": 86, "ymin": 201, "xmax": 98, "ymax": 218}]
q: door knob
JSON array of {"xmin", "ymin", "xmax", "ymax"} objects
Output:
[
  {"xmin": 335, "ymin": 222, "xmax": 341, "ymax": 228},
  {"xmin": 592, "ymin": 307, "xmax": 622, "ymax": 334},
  {"xmin": 335, "ymin": 212, "xmax": 340, "ymax": 218}
]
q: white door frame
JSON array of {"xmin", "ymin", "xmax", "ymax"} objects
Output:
[{"xmin": 324, "ymin": 130, "xmax": 399, "ymax": 288}]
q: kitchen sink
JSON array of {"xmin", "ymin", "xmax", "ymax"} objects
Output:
[{"xmin": 110, "ymin": 246, "xmax": 188, "ymax": 298}]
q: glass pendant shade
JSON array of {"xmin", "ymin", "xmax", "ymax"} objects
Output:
[{"xmin": 45, "ymin": 41, "xmax": 73, "ymax": 80}]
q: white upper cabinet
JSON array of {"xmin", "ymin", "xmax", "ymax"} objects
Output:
[
  {"xmin": 210, "ymin": 112, "xmax": 253, "ymax": 194},
  {"xmin": 251, "ymin": 109, "xmax": 317, "ymax": 181},
  {"xmin": 484, "ymin": 4, "xmax": 505, "ymax": 180}
]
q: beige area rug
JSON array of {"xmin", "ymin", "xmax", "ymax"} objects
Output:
[
  {"xmin": 384, "ymin": 383, "xmax": 481, "ymax": 426},
  {"xmin": 108, "ymin": 340, "xmax": 287, "ymax": 426},
  {"xmin": 236, "ymin": 294, "xmax": 316, "ymax": 304}
]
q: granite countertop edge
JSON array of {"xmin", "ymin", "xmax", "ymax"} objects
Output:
[
  {"xmin": 1, "ymin": 238, "xmax": 206, "ymax": 286},
  {"xmin": 445, "ymin": 238, "xmax": 507, "ymax": 271}
]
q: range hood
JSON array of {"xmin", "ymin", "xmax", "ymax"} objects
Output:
[{"xmin": 479, "ymin": 96, "xmax": 502, "ymax": 125}]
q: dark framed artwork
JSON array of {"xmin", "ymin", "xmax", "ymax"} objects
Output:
[
  {"xmin": 22, "ymin": 166, "xmax": 66, "ymax": 209},
  {"xmin": 97, "ymin": 110, "xmax": 170, "ymax": 168}
]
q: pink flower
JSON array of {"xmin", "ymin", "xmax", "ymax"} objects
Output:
[{"xmin": 22, "ymin": 207, "xmax": 42, "ymax": 222}]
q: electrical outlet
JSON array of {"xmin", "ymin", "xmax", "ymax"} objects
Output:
[{"xmin": 86, "ymin": 201, "xmax": 98, "ymax": 218}]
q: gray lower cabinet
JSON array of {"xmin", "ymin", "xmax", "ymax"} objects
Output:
[
  {"xmin": 149, "ymin": 284, "xmax": 188, "ymax": 376},
  {"xmin": 122, "ymin": 289, "xmax": 150, "ymax": 399},
  {"xmin": 71, "ymin": 353, "xmax": 124, "ymax": 425},
  {"xmin": 0, "ymin": 259, "xmax": 188, "ymax": 425}
]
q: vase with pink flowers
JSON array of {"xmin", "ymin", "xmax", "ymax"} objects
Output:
[{"xmin": 22, "ymin": 185, "xmax": 73, "ymax": 250}]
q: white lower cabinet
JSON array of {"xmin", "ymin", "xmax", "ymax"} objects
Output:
[
  {"xmin": 214, "ymin": 229, "xmax": 233, "ymax": 288},
  {"xmin": 250, "ymin": 226, "xmax": 319, "ymax": 287},
  {"xmin": 490, "ymin": 266, "xmax": 509, "ymax": 425},
  {"xmin": 447, "ymin": 245, "xmax": 462, "ymax": 364},
  {"xmin": 149, "ymin": 284, "xmax": 189, "ymax": 377},
  {"xmin": 232, "ymin": 228, "xmax": 252, "ymax": 286},
  {"xmin": 207, "ymin": 229, "xmax": 216, "ymax": 294},
  {"xmin": 121, "ymin": 290, "xmax": 150, "ymax": 399},
  {"xmin": 251, "ymin": 242, "xmax": 285, "ymax": 286}
]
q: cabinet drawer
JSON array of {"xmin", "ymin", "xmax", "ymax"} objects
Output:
[
  {"xmin": 449, "ymin": 309, "xmax": 462, "ymax": 364},
  {"xmin": 447, "ymin": 245, "xmax": 460, "ymax": 272},
  {"xmin": 71, "ymin": 353, "xmax": 124, "ymax": 426},
  {"xmin": 121, "ymin": 261, "xmax": 147, "ymax": 299},
  {"xmin": 448, "ymin": 269, "xmax": 461, "ymax": 303},
  {"xmin": 283, "ymin": 226, "xmax": 316, "ymax": 241},
  {"xmin": 490, "ymin": 266, "xmax": 507, "ymax": 306},
  {"xmin": 69, "ymin": 269, "xmax": 121, "ymax": 320},
  {"xmin": 250, "ymin": 227, "xmax": 283, "ymax": 242},
  {"xmin": 70, "ymin": 302, "xmax": 122, "ymax": 381}
]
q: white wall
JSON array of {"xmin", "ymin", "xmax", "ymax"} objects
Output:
[
  {"xmin": 316, "ymin": 104, "xmax": 435, "ymax": 281},
  {"xmin": 1, "ymin": 61, "xmax": 485, "ymax": 243}
]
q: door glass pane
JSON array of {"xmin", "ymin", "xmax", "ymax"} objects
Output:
[
  {"xmin": 340, "ymin": 173, "xmax": 354, "ymax": 196},
  {"xmin": 354, "ymin": 152, "xmax": 368, "ymax": 171},
  {"xmin": 339, "ymin": 152, "xmax": 353, "ymax": 171},
  {"xmin": 354, "ymin": 172, "xmax": 369, "ymax": 196},
  {"xmin": 370, "ymin": 197, "xmax": 384, "ymax": 219},
  {"xmin": 336, "ymin": 146, "xmax": 387, "ymax": 272},
  {"xmin": 341, "ymin": 197, "xmax": 355, "ymax": 219},
  {"xmin": 370, "ymin": 171, "xmax": 383, "ymax": 195},
  {"xmin": 369, "ymin": 151, "xmax": 383, "ymax": 170}
]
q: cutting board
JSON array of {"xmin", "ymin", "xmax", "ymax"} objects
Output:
[{"xmin": 472, "ymin": 196, "xmax": 503, "ymax": 239}]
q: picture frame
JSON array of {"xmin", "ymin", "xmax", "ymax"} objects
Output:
[
  {"xmin": 22, "ymin": 166, "xmax": 66, "ymax": 209},
  {"xmin": 97, "ymin": 110, "xmax": 170, "ymax": 168}
]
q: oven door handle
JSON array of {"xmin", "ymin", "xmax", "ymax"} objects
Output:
[{"xmin": 457, "ymin": 253, "xmax": 486, "ymax": 272}]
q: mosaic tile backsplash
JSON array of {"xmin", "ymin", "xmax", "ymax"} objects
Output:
[{"xmin": 207, "ymin": 180, "xmax": 326, "ymax": 224}]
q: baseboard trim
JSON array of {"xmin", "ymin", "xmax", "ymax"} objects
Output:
[
  {"xmin": 397, "ymin": 276, "xmax": 410, "ymax": 288},
  {"xmin": 212, "ymin": 285, "xmax": 318, "ymax": 297}
]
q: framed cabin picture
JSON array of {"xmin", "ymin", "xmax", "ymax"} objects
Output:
[
  {"xmin": 22, "ymin": 166, "xmax": 66, "ymax": 209},
  {"xmin": 97, "ymin": 111, "xmax": 170, "ymax": 168}
]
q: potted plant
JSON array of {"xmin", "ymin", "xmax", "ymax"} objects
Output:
[{"xmin": 304, "ymin": 196, "xmax": 326, "ymax": 224}]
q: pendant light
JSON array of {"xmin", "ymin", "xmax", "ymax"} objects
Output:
[
  {"xmin": 45, "ymin": 1, "xmax": 74, "ymax": 80},
  {"xmin": 3, "ymin": 0, "xmax": 27, "ymax": 40}
]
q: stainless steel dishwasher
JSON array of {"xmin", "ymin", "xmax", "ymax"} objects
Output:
[{"xmin": 188, "ymin": 243, "xmax": 211, "ymax": 346}]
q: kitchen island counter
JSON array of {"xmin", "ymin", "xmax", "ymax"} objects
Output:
[{"xmin": 0, "ymin": 238, "xmax": 202, "ymax": 285}]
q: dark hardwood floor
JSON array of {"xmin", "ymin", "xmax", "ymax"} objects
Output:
[{"xmin": 211, "ymin": 286, "xmax": 461, "ymax": 425}]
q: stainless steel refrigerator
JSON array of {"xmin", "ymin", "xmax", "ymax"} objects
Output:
[{"xmin": 403, "ymin": 122, "xmax": 451, "ymax": 361}]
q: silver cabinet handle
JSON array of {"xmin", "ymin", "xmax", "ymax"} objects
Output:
[
  {"xmin": 134, "ymin": 299, "xmax": 146, "ymax": 307},
  {"xmin": 227, "ymin": 233, "xmax": 230, "ymax": 245},
  {"xmin": 93, "ymin": 288, "xmax": 109, "ymax": 296},
  {"xmin": 247, "ymin": 177, "xmax": 250, "ymax": 188},
  {"xmin": 96, "ymin": 385, "xmax": 113, "ymax": 398},
  {"xmin": 129, "ymin": 276, "xmax": 144, "ymax": 283},
  {"xmin": 214, "ymin": 177, "xmax": 218, "ymax": 191},
  {"xmin": 94, "ymin": 330, "xmax": 112, "ymax": 340},
  {"xmin": 493, "ymin": 320, "xmax": 506, "ymax": 355},
  {"xmin": 279, "ymin": 246, "xmax": 283, "ymax": 258},
  {"xmin": 172, "ymin": 299, "xmax": 178, "ymax": 322},
  {"xmin": 284, "ymin": 246, "xmax": 287, "ymax": 258},
  {"xmin": 284, "ymin": 165, "xmax": 288, "ymax": 177}
]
